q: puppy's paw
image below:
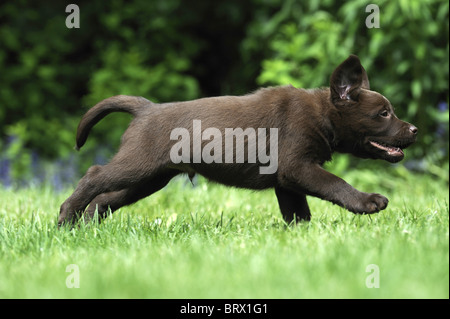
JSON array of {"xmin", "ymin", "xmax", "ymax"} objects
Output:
[{"xmin": 359, "ymin": 193, "xmax": 389, "ymax": 214}]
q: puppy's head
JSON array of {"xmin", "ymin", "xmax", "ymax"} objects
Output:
[{"xmin": 329, "ymin": 55, "xmax": 417, "ymax": 163}]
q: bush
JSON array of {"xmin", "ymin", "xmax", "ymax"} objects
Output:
[
  {"xmin": 256, "ymin": 0, "xmax": 449, "ymax": 178},
  {"xmin": 0, "ymin": 0, "xmax": 448, "ymax": 186}
]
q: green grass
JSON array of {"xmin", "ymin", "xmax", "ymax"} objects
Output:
[{"xmin": 0, "ymin": 168, "xmax": 448, "ymax": 299}]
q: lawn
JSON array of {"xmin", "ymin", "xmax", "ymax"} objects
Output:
[{"xmin": 0, "ymin": 166, "xmax": 448, "ymax": 299}]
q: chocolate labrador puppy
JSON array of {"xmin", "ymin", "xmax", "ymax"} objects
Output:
[{"xmin": 58, "ymin": 55, "xmax": 417, "ymax": 226}]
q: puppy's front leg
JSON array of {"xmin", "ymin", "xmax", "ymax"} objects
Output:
[
  {"xmin": 279, "ymin": 163, "xmax": 388, "ymax": 215},
  {"xmin": 275, "ymin": 187, "xmax": 311, "ymax": 223}
]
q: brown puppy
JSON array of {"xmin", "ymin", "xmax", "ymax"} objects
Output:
[{"xmin": 58, "ymin": 55, "xmax": 417, "ymax": 226}]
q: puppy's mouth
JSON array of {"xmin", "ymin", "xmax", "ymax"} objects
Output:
[
  {"xmin": 368, "ymin": 140, "xmax": 405, "ymax": 162},
  {"xmin": 370, "ymin": 141, "xmax": 404, "ymax": 157}
]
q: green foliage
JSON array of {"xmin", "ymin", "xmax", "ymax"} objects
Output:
[
  {"xmin": 0, "ymin": 0, "xmax": 448, "ymax": 182},
  {"xmin": 257, "ymin": 0, "xmax": 449, "ymax": 176}
]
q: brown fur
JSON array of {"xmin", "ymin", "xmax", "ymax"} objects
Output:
[{"xmin": 58, "ymin": 55, "xmax": 417, "ymax": 226}]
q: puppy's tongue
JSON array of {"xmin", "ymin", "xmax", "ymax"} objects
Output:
[
  {"xmin": 387, "ymin": 147, "xmax": 404, "ymax": 157},
  {"xmin": 370, "ymin": 141, "xmax": 404, "ymax": 157}
]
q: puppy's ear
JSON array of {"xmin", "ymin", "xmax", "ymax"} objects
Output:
[{"xmin": 330, "ymin": 55, "xmax": 370, "ymax": 106}]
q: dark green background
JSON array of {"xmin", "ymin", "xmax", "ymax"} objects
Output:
[{"xmin": 0, "ymin": 0, "xmax": 448, "ymax": 186}]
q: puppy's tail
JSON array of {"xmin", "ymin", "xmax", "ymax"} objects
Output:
[{"xmin": 75, "ymin": 95, "xmax": 151, "ymax": 151}]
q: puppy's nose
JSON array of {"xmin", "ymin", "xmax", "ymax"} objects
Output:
[{"xmin": 409, "ymin": 125, "xmax": 418, "ymax": 135}]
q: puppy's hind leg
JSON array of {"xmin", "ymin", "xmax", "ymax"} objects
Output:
[
  {"xmin": 83, "ymin": 172, "xmax": 178, "ymax": 222},
  {"xmin": 58, "ymin": 156, "xmax": 168, "ymax": 226},
  {"xmin": 58, "ymin": 164, "xmax": 104, "ymax": 226},
  {"xmin": 275, "ymin": 187, "xmax": 311, "ymax": 224}
]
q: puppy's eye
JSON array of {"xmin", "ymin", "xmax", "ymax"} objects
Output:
[{"xmin": 379, "ymin": 110, "xmax": 389, "ymax": 118}]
